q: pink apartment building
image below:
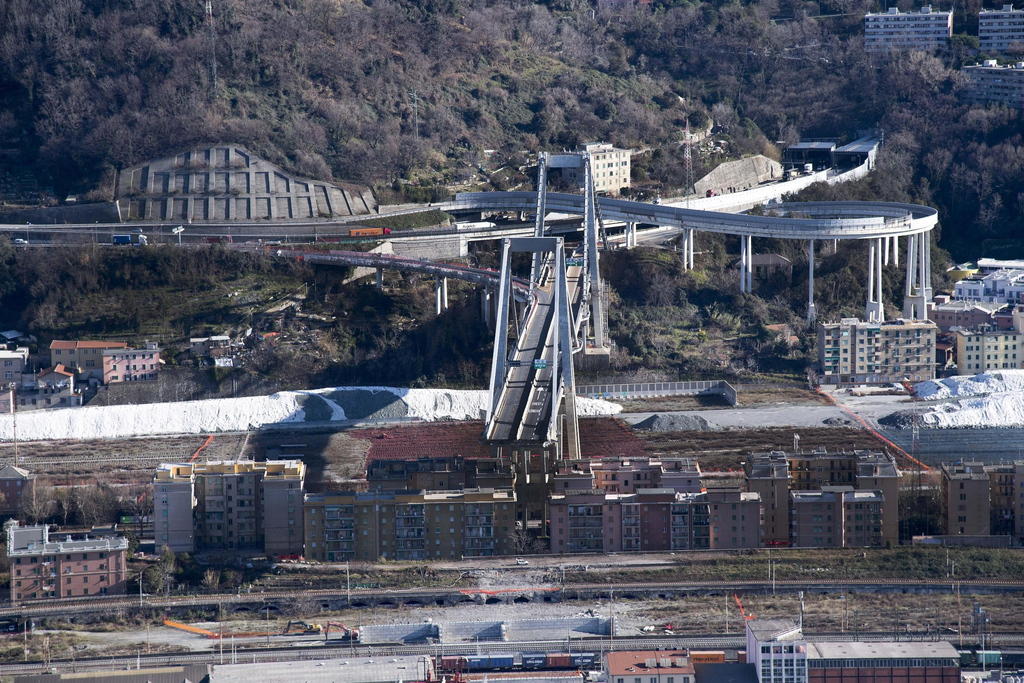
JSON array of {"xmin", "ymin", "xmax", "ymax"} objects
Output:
[
  {"xmin": 102, "ymin": 344, "xmax": 161, "ymax": 383},
  {"xmin": 6, "ymin": 520, "xmax": 129, "ymax": 601}
]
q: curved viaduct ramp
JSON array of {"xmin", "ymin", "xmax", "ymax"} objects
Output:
[
  {"xmin": 444, "ymin": 192, "xmax": 938, "ymax": 239},
  {"xmin": 445, "ymin": 192, "xmax": 939, "ymax": 322}
]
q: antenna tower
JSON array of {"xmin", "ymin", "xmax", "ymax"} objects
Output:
[{"xmin": 683, "ymin": 120, "xmax": 695, "ymax": 195}]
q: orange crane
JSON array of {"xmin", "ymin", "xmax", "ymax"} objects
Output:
[{"xmin": 734, "ymin": 593, "xmax": 755, "ymax": 621}]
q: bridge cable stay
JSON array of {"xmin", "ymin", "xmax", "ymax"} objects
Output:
[
  {"xmin": 582, "ymin": 156, "xmax": 607, "ymax": 351},
  {"xmin": 529, "ymin": 152, "xmax": 549, "ymax": 295}
]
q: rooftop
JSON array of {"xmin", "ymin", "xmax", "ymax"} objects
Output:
[
  {"xmin": 49, "ymin": 340, "xmax": 127, "ymax": 350},
  {"xmin": 209, "ymin": 655, "xmax": 432, "ymax": 683},
  {"xmin": 941, "ymin": 461, "xmax": 989, "ymax": 480},
  {"xmin": 746, "ymin": 619, "xmax": 803, "ymax": 642},
  {"xmin": 806, "ymin": 640, "xmax": 959, "ymax": 661},
  {"xmin": 155, "ymin": 459, "xmax": 305, "ymax": 481},
  {"xmin": 933, "ymin": 300, "xmax": 1004, "ymax": 313},
  {"xmin": 606, "ymin": 651, "xmax": 694, "ymax": 676},
  {"xmin": 6, "ymin": 522, "xmax": 128, "ymax": 557},
  {"xmin": 978, "ymin": 258, "xmax": 1024, "ymax": 271},
  {"xmin": 0, "ymin": 464, "xmax": 31, "ymax": 479}
]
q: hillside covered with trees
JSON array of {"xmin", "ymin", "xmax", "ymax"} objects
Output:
[{"xmin": 0, "ymin": 0, "xmax": 1022, "ymax": 259}]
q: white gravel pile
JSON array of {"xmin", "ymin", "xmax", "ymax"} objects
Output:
[
  {"xmin": 914, "ymin": 370, "xmax": 1024, "ymax": 400},
  {"xmin": 0, "ymin": 386, "xmax": 621, "ymax": 442},
  {"xmin": 907, "ymin": 371, "xmax": 1024, "ymax": 428}
]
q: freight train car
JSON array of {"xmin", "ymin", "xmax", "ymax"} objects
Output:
[{"xmin": 437, "ymin": 652, "xmax": 598, "ymax": 673}]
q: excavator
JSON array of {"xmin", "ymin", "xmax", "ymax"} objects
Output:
[
  {"xmin": 282, "ymin": 620, "xmax": 323, "ymax": 635},
  {"xmin": 323, "ymin": 622, "xmax": 358, "ymax": 641}
]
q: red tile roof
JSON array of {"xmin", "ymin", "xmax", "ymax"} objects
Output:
[
  {"xmin": 41, "ymin": 364, "xmax": 74, "ymax": 377},
  {"xmin": 352, "ymin": 418, "xmax": 647, "ymax": 466},
  {"xmin": 49, "ymin": 340, "xmax": 127, "ymax": 350}
]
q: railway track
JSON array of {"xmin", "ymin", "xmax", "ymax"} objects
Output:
[
  {"xmin": 3, "ymin": 631, "xmax": 1023, "ymax": 677},
  {"xmin": 5, "ymin": 578, "xmax": 1024, "ymax": 619}
]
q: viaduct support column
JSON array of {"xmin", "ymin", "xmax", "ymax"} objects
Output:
[
  {"xmin": 883, "ymin": 235, "xmax": 890, "ymax": 266},
  {"xmin": 806, "ymin": 239, "xmax": 817, "ymax": 324},
  {"xmin": 687, "ymin": 229, "xmax": 695, "ymax": 270},
  {"xmin": 865, "ymin": 237, "xmax": 885, "ymax": 322},
  {"xmin": 902, "ymin": 233, "xmax": 931, "ymax": 320},
  {"xmin": 375, "ymin": 267, "xmax": 384, "ymax": 290},
  {"xmin": 744, "ymin": 235, "xmax": 753, "ymax": 293},
  {"xmin": 435, "ymin": 277, "xmax": 448, "ymax": 315},
  {"xmin": 481, "ymin": 288, "xmax": 493, "ymax": 328},
  {"xmin": 739, "ymin": 235, "xmax": 748, "ymax": 293},
  {"xmin": 680, "ymin": 228, "xmax": 689, "ymax": 271},
  {"xmin": 892, "ymin": 235, "xmax": 899, "ymax": 267}
]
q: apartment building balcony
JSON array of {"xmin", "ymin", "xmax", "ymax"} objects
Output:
[
  {"xmin": 465, "ymin": 527, "xmax": 493, "ymax": 538},
  {"xmin": 465, "ymin": 515, "xmax": 493, "ymax": 526},
  {"xmin": 395, "ymin": 539, "xmax": 426, "ymax": 550},
  {"xmin": 568, "ymin": 528, "xmax": 603, "ymax": 540},
  {"xmin": 395, "ymin": 517, "xmax": 425, "ymax": 529},
  {"xmin": 395, "ymin": 528, "xmax": 425, "ymax": 539},
  {"xmin": 325, "ymin": 529, "xmax": 355, "ymax": 541},
  {"xmin": 568, "ymin": 516, "xmax": 603, "ymax": 528},
  {"xmin": 324, "ymin": 519, "xmax": 355, "ymax": 529},
  {"xmin": 325, "ymin": 540, "xmax": 354, "ymax": 552},
  {"xmin": 465, "ymin": 538, "xmax": 496, "ymax": 550}
]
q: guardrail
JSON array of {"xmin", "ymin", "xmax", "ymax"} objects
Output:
[{"xmin": 577, "ymin": 380, "xmax": 737, "ymax": 406}]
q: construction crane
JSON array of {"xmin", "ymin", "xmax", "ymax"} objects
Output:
[{"xmin": 733, "ymin": 593, "xmax": 755, "ymax": 621}]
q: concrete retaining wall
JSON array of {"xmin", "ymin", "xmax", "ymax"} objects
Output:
[{"xmin": 359, "ymin": 622, "xmax": 441, "ymax": 644}]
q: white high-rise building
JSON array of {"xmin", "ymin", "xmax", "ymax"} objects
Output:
[
  {"xmin": 864, "ymin": 6, "xmax": 953, "ymax": 52},
  {"xmin": 980, "ymin": 4, "xmax": 1024, "ymax": 52}
]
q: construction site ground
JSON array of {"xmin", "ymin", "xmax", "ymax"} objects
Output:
[
  {"xmin": 21, "ymin": 590, "xmax": 1024, "ymax": 661},
  {"xmin": 617, "ymin": 386, "xmax": 829, "ymax": 413}
]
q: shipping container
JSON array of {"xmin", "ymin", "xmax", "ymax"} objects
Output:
[
  {"xmin": 546, "ymin": 654, "xmax": 573, "ymax": 669},
  {"xmin": 571, "ymin": 653, "xmax": 598, "ymax": 667},
  {"xmin": 348, "ymin": 227, "xmax": 393, "ymax": 237},
  {"xmin": 522, "ymin": 654, "xmax": 548, "ymax": 669},
  {"xmin": 690, "ymin": 651, "xmax": 726, "ymax": 664}
]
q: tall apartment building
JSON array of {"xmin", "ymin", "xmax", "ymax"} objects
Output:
[
  {"xmin": 548, "ymin": 487, "xmax": 760, "ymax": 554},
  {"xmin": 964, "ymin": 61, "xmax": 1024, "ymax": 109},
  {"xmin": 49, "ymin": 340, "xmax": 128, "ymax": 379},
  {"xmin": 955, "ymin": 325, "xmax": 1024, "ymax": 372},
  {"xmin": 790, "ymin": 487, "xmax": 885, "ymax": 548},
  {"xmin": 941, "ymin": 462, "xmax": 990, "ymax": 536},
  {"xmin": 980, "ymin": 4, "xmax": 1024, "ymax": 52},
  {"xmin": 746, "ymin": 450, "xmax": 900, "ymax": 547},
  {"xmin": 551, "ymin": 457, "xmax": 703, "ymax": 495},
  {"xmin": 929, "ymin": 299, "xmax": 1004, "ymax": 332},
  {"xmin": 817, "ymin": 317, "xmax": 937, "ymax": 384},
  {"xmin": 863, "ymin": 6, "xmax": 953, "ymax": 53},
  {"xmin": 153, "ymin": 460, "xmax": 305, "ymax": 555},
  {"xmin": 303, "ymin": 488, "xmax": 517, "ymax": 561},
  {"xmin": 937, "ymin": 460, "xmax": 1024, "ymax": 541},
  {"xmin": 6, "ymin": 520, "xmax": 128, "ymax": 601},
  {"xmin": 563, "ymin": 143, "xmax": 631, "ymax": 195}
]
